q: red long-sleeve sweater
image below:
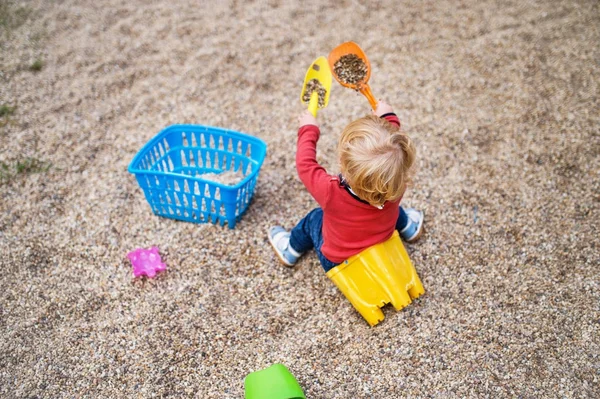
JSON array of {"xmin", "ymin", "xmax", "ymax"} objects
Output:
[{"xmin": 296, "ymin": 114, "xmax": 402, "ymax": 263}]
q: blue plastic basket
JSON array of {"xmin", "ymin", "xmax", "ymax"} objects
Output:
[{"xmin": 128, "ymin": 124, "xmax": 267, "ymax": 229}]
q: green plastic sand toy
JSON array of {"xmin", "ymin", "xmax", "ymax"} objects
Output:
[{"xmin": 244, "ymin": 364, "xmax": 305, "ymax": 399}]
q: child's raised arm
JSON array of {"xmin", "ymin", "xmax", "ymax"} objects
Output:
[
  {"xmin": 373, "ymin": 100, "xmax": 400, "ymax": 128},
  {"xmin": 298, "ymin": 109, "xmax": 318, "ymax": 128},
  {"xmin": 296, "ymin": 110, "xmax": 332, "ymax": 207},
  {"xmin": 374, "ymin": 100, "xmax": 394, "ymax": 117}
]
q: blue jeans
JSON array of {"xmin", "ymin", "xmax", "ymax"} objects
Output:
[{"xmin": 289, "ymin": 207, "xmax": 410, "ymax": 272}]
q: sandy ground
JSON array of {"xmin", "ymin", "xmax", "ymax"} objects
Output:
[{"xmin": 1, "ymin": 0, "xmax": 599, "ymax": 397}]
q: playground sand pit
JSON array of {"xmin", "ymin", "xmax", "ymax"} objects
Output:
[{"xmin": 1, "ymin": 0, "xmax": 598, "ymax": 398}]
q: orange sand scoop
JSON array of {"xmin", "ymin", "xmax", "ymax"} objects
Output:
[{"xmin": 328, "ymin": 41, "xmax": 378, "ymax": 110}]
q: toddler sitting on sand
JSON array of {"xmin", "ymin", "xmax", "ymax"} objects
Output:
[{"xmin": 268, "ymin": 100, "xmax": 424, "ymax": 271}]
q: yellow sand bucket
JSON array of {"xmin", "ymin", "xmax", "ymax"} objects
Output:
[{"xmin": 326, "ymin": 231, "xmax": 425, "ymax": 326}]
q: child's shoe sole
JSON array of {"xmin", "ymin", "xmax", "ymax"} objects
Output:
[
  {"xmin": 405, "ymin": 224, "xmax": 425, "ymax": 243},
  {"xmin": 404, "ymin": 209, "xmax": 425, "ymax": 243},
  {"xmin": 267, "ymin": 230, "xmax": 296, "ymax": 267}
]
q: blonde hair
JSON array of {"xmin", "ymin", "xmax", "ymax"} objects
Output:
[{"xmin": 338, "ymin": 115, "xmax": 416, "ymax": 207}]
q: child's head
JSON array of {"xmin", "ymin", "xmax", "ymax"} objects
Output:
[{"xmin": 338, "ymin": 115, "xmax": 415, "ymax": 207}]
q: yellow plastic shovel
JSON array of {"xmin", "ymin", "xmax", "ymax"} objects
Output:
[{"xmin": 300, "ymin": 56, "xmax": 332, "ymax": 117}]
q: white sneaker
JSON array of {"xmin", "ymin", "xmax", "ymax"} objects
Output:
[
  {"xmin": 400, "ymin": 208, "xmax": 424, "ymax": 243},
  {"xmin": 267, "ymin": 226, "xmax": 303, "ymax": 266}
]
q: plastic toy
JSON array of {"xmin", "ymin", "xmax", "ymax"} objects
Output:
[
  {"xmin": 128, "ymin": 125, "xmax": 267, "ymax": 229},
  {"xmin": 300, "ymin": 56, "xmax": 332, "ymax": 117},
  {"xmin": 244, "ymin": 364, "xmax": 305, "ymax": 399},
  {"xmin": 127, "ymin": 246, "xmax": 167, "ymax": 278},
  {"xmin": 328, "ymin": 41, "xmax": 378, "ymax": 110},
  {"xmin": 326, "ymin": 230, "xmax": 424, "ymax": 326}
]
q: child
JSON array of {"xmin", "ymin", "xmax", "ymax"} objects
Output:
[{"xmin": 268, "ymin": 100, "xmax": 424, "ymax": 270}]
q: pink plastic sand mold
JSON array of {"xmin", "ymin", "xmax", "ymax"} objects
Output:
[{"xmin": 127, "ymin": 246, "xmax": 167, "ymax": 278}]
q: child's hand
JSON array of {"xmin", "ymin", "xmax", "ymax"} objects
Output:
[
  {"xmin": 298, "ymin": 110, "xmax": 318, "ymax": 128},
  {"xmin": 373, "ymin": 100, "xmax": 394, "ymax": 117}
]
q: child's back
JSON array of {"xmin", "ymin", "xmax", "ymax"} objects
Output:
[{"xmin": 268, "ymin": 100, "xmax": 424, "ymax": 271}]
